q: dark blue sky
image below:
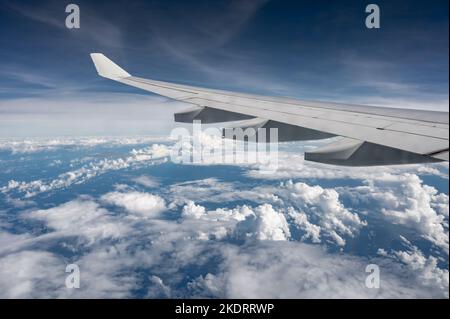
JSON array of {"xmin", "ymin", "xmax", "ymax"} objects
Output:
[{"xmin": 0, "ymin": 0, "xmax": 448, "ymax": 136}]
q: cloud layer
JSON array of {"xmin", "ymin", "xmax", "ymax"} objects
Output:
[{"xmin": 0, "ymin": 137, "xmax": 448, "ymax": 298}]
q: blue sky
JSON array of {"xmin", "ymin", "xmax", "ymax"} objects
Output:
[{"xmin": 0, "ymin": 0, "xmax": 448, "ymax": 136}]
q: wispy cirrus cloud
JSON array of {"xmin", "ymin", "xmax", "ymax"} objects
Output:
[{"xmin": 4, "ymin": 0, "xmax": 123, "ymax": 49}]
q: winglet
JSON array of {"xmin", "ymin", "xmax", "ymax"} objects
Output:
[{"xmin": 90, "ymin": 53, "xmax": 131, "ymax": 80}]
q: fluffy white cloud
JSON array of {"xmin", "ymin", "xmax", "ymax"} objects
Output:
[
  {"xmin": 132, "ymin": 175, "xmax": 160, "ymax": 188},
  {"xmin": 0, "ymin": 136, "xmax": 448, "ymax": 299},
  {"xmin": 67, "ymin": 245, "xmax": 138, "ymax": 298},
  {"xmin": 180, "ymin": 201, "xmax": 252, "ymax": 222},
  {"xmin": 1, "ymin": 144, "xmax": 171, "ymax": 197},
  {"xmin": 182, "ymin": 201, "xmax": 206, "ymax": 219},
  {"xmin": 187, "ymin": 273, "xmax": 223, "ymax": 297},
  {"xmin": 246, "ymin": 146, "xmax": 449, "ymax": 181},
  {"xmin": 168, "ymin": 178, "xmax": 241, "ymax": 205},
  {"xmin": 0, "ymin": 189, "xmax": 447, "ymax": 298},
  {"xmin": 378, "ymin": 245, "xmax": 449, "ymax": 296},
  {"xmin": 344, "ymin": 173, "xmax": 449, "ymax": 252},
  {"xmin": 27, "ymin": 198, "xmax": 130, "ymax": 243},
  {"xmin": 0, "ymin": 136, "xmax": 171, "ymax": 154},
  {"xmin": 170, "ymin": 178, "xmax": 366, "ymax": 246},
  {"xmin": 287, "ymin": 207, "xmax": 321, "ymax": 243},
  {"xmin": 0, "ymin": 246, "xmax": 138, "ymax": 298},
  {"xmin": 0, "ymin": 250, "xmax": 64, "ymax": 298},
  {"xmin": 101, "ymin": 191, "xmax": 166, "ymax": 218},
  {"xmin": 222, "ymin": 242, "xmax": 446, "ymax": 298},
  {"xmin": 147, "ymin": 275, "xmax": 172, "ymax": 298},
  {"xmin": 279, "ymin": 180, "xmax": 367, "ymax": 246},
  {"xmin": 235, "ymin": 204, "xmax": 291, "ymax": 241},
  {"xmin": 171, "ymin": 179, "xmax": 281, "ymax": 206},
  {"xmin": 396, "ymin": 252, "xmax": 449, "ymax": 293}
]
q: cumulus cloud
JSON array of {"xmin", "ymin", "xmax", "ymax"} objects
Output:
[
  {"xmin": 0, "ymin": 250, "xmax": 64, "ymax": 298},
  {"xmin": 180, "ymin": 200, "xmax": 252, "ymax": 222},
  {"xmin": 187, "ymin": 273, "xmax": 223, "ymax": 298},
  {"xmin": 68, "ymin": 245, "xmax": 138, "ymax": 298},
  {"xmin": 182, "ymin": 201, "xmax": 206, "ymax": 219},
  {"xmin": 0, "ymin": 187, "xmax": 447, "ymax": 298},
  {"xmin": 234, "ymin": 204, "xmax": 291, "ymax": 241},
  {"xmin": 1, "ymin": 143, "xmax": 171, "ymax": 197},
  {"xmin": 132, "ymin": 175, "xmax": 160, "ymax": 188},
  {"xmin": 3, "ymin": 138, "xmax": 445, "ymax": 201},
  {"xmin": 0, "ymin": 136, "xmax": 171, "ymax": 154},
  {"xmin": 0, "ymin": 137, "xmax": 448, "ymax": 298},
  {"xmin": 171, "ymin": 173, "xmax": 443, "ymax": 251},
  {"xmin": 221, "ymin": 242, "xmax": 447, "ymax": 298},
  {"xmin": 344, "ymin": 173, "xmax": 449, "ymax": 253},
  {"xmin": 26, "ymin": 198, "xmax": 130, "ymax": 243},
  {"xmin": 287, "ymin": 207, "xmax": 321, "ymax": 243},
  {"xmin": 395, "ymin": 249, "xmax": 449, "ymax": 292},
  {"xmin": 101, "ymin": 191, "xmax": 166, "ymax": 218},
  {"xmin": 378, "ymin": 244, "xmax": 449, "ymax": 297},
  {"xmin": 171, "ymin": 178, "xmax": 367, "ymax": 246},
  {"xmin": 0, "ymin": 246, "xmax": 138, "ymax": 298},
  {"xmin": 165, "ymin": 132, "xmax": 448, "ymax": 184},
  {"xmin": 382, "ymin": 176, "xmax": 448, "ymax": 252},
  {"xmin": 147, "ymin": 275, "xmax": 172, "ymax": 298},
  {"xmin": 279, "ymin": 180, "xmax": 367, "ymax": 246},
  {"xmin": 168, "ymin": 178, "xmax": 244, "ymax": 205},
  {"xmin": 245, "ymin": 144, "xmax": 449, "ymax": 181},
  {"xmin": 180, "ymin": 201, "xmax": 257, "ymax": 240}
]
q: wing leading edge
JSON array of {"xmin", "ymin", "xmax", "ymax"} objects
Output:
[{"xmin": 90, "ymin": 53, "xmax": 449, "ymax": 166}]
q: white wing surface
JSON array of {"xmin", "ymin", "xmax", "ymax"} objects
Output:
[{"xmin": 90, "ymin": 53, "xmax": 449, "ymax": 166}]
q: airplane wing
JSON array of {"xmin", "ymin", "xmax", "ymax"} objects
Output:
[{"xmin": 90, "ymin": 53, "xmax": 449, "ymax": 166}]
